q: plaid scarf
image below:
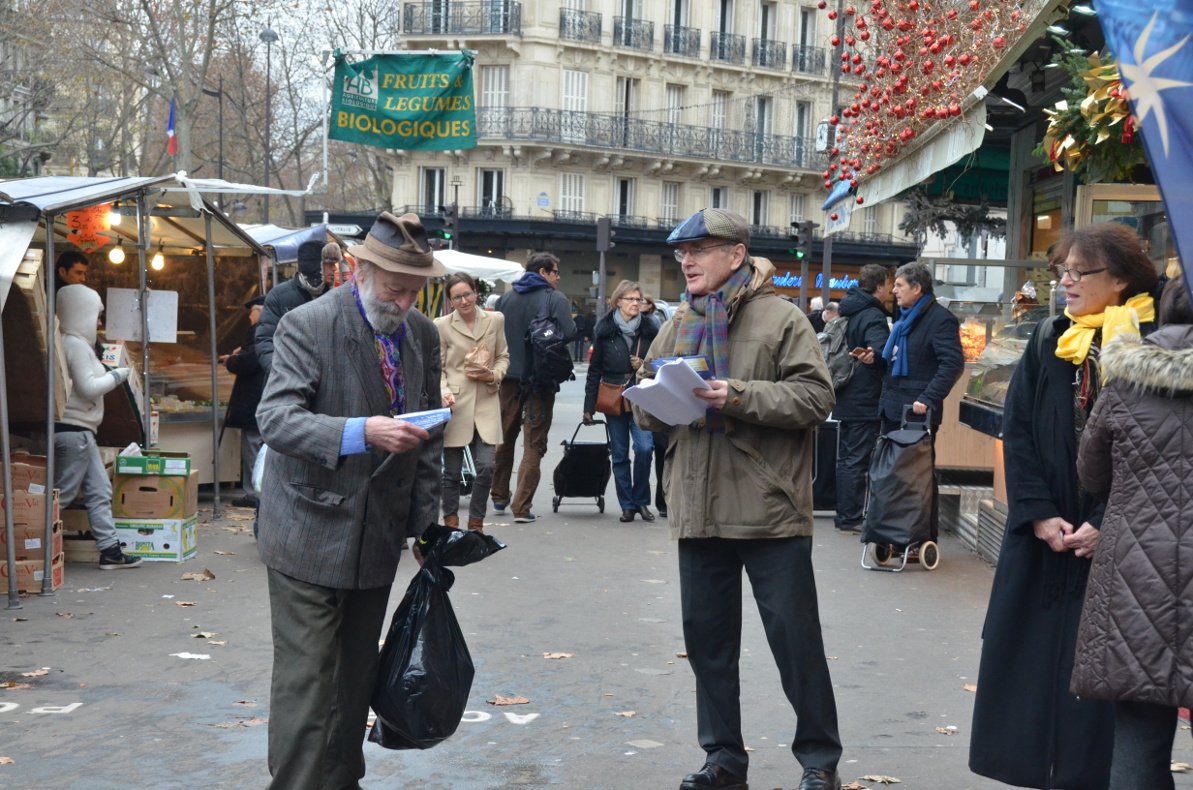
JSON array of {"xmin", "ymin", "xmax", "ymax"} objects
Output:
[
  {"xmin": 674, "ymin": 262, "xmax": 753, "ymax": 431},
  {"xmin": 353, "ymin": 281, "xmax": 407, "ymax": 415}
]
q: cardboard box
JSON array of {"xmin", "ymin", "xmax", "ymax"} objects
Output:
[
  {"xmin": 114, "ymin": 515, "xmax": 197, "ymax": 562},
  {"xmin": 0, "ymin": 553, "xmax": 64, "ymax": 593},
  {"xmin": 114, "ymin": 451, "xmax": 192, "ymax": 477},
  {"xmin": 112, "ymin": 469, "xmax": 199, "ymax": 519},
  {"xmin": 0, "ymin": 521, "xmax": 63, "ymax": 561},
  {"xmin": 1, "ymin": 489, "xmax": 60, "ymax": 529},
  {"xmin": 0, "ymin": 452, "xmax": 47, "ymax": 491},
  {"xmin": 61, "ymin": 508, "xmax": 92, "ymax": 534},
  {"xmin": 63, "ymin": 533, "xmax": 100, "ymax": 564}
]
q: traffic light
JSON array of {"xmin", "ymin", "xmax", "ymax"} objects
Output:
[
  {"xmin": 596, "ymin": 217, "xmax": 616, "ymax": 252},
  {"xmin": 442, "ymin": 202, "xmax": 458, "ymax": 239},
  {"xmin": 788, "ymin": 220, "xmax": 815, "ymax": 261}
]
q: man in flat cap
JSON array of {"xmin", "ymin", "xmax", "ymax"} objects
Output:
[
  {"xmin": 220, "ymin": 295, "xmax": 267, "ymax": 507},
  {"xmin": 634, "ymin": 208, "xmax": 844, "ymax": 790},
  {"xmin": 255, "ymin": 212, "xmax": 445, "ymax": 789},
  {"xmin": 255, "ymin": 238, "xmax": 343, "ymax": 373}
]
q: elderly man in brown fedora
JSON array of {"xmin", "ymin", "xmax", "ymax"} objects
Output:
[{"xmin": 255, "ymin": 212, "xmax": 447, "ymax": 790}]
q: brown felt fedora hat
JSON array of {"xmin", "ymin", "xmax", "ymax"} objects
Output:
[{"xmin": 347, "ymin": 212, "xmax": 447, "ymax": 277}]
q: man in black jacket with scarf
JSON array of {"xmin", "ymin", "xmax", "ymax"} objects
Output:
[
  {"xmin": 832, "ymin": 264, "xmax": 892, "ymax": 534},
  {"xmin": 256, "ymin": 240, "xmax": 342, "ymax": 373}
]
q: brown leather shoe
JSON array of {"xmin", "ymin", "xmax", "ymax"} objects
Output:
[
  {"xmin": 467, "ymin": 517, "xmax": 485, "ymax": 533},
  {"xmin": 443, "ymin": 514, "xmax": 460, "ymax": 529}
]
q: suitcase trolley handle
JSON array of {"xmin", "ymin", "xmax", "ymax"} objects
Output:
[
  {"xmin": 900, "ymin": 404, "xmax": 934, "ymax": 434},
  {"xmin": 567, "ymin": 418, "xmax": 611, "ymax": 446}
]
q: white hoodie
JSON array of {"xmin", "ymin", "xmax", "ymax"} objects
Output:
[{"xmin": 56, "ymin": 285, "xmax": 127, "ymax": 432}]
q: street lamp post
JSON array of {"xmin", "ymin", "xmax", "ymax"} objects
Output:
[
  {"xmin": 201, "ymin": 75, "xmax": 224, "ymax": 182},
  {"xmin": 259, "ymin": 26, "xmax": 279, "ymax": 223}
]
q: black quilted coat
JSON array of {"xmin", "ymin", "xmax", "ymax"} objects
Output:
[{"xmin": 1070, "ymin": 325, "xmax": 1193, "ymax": 708}]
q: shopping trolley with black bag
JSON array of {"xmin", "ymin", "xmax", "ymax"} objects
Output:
[
  {"xmin": 551, "ymin": 419, "xmax": 612, "ymax": 513},
  {"xmin": 859, "ymin": 406, "xmax": 940, "ymax": 572}
]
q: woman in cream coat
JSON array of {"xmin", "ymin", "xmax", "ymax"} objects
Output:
[{"xmin": 435, "ymin": 273, "xmax": 509, "ymax": 531}]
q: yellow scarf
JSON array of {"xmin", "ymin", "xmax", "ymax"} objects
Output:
[{"xmin": 1055, "ymin": 293, "xmax": 1155, "ymax": 365}]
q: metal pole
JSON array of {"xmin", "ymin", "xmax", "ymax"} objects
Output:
[
  {"xmin": 597, "ymin": 250, "xmax": 607, "ymax": 312},
  {"xmin": 261, "ymin": 27, "xmax": 278, "ymax": 223},
  {"xmin": 218, "ymin": 76, "xmax": 224, "ymax": 182},
  {"xmin": 799, "ymin": 258, "xmax": 810, "ymax": 311},
  {"xmin": 821, "ymin": 0, "xmax": 847, "ymax": 308},
  {"xmin": 40, "ymin": 215, "xmax": 57, "ymax": 596},
  {"xmin": 204, "ymin": 213, "xmax": 222, "ymax": 518},
  {"xmin": 3, "ymin": 289, "xmax": 22, "ymax": 608},
  {"xmin": 137, "ymin": 195, "xmax": 151, "ymax": 443}
]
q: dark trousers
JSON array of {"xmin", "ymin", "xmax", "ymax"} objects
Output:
[
  {"xmin": 652, "ymin": 430, "xmax": 669, "ymax": 513},
  {"xmin": 881, "ymin": 415, "xmax": 940, "ymax": 541},
  {"xmin": 678, "ymin": 537, "xmax": 842, "ymax": 779},
  {"xmin": 491, "ymin": 380, "xmax": 556, "ymax": 518},
  {"xmin": 834, "ymin": 420, "xmax": 881, "ymax": 530},
  {"xmin": 266, "ymin": 568, "xmax": 391, "ymax": 790},
  {"xmin": 1111, "ymin": 701, "xmax": 1184, "ymax": 790}
]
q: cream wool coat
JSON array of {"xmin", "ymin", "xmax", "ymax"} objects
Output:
[{"xmin": 435, "ymin": 308, "xmax": 509, "ymax": 448}]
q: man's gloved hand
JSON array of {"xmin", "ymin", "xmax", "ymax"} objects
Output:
[
  {"xmin": 110, "ymin": 367, "xmax": 131, "ymax": 385},
  {"xmin": 582, "ymin": 412, "xmax": 595, "ymax": 425}
]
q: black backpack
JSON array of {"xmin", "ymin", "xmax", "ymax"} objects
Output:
[
  {"xmin": 818, "ymin": 315, "xmax": 856, "ymax": 391},
  {"xmin": 524, "ymin": 293, "xmax": 574, "ymax": 392}
]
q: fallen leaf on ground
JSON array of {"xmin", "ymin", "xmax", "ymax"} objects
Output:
[
  {"xmin": 0, "ymin": 756, "xmax": 12, "ymax": 765},
  {"xmin": 56, "ymin": 612, "xmax": 74, "ymax": 619},
  {"xmin": 935, "ymin": 726, "xmax": 958, "ymax": 735},
  {"xmin": 861, "ymin": 775, "xmax": 902, "ymax": 784},
  {"xmin": 175, "ymin": 601, "xmax": 196, "ymax": 607},
  {"xmin": 843, "ymin": 782, "xmax": 871, "ymax": 790},
  {"xmin": 181, "ymin": 568, "xmax": 216, "ymax": 582},
  {"xmin": 233, "ymin": 700, "xmax": 257, "ymax": 707},
  {"xmin": 169, "ymin": 652, "xmax": 210, "ymax": 660},
  {"xmin": 826, "ymin": 655, "xmax": 839, "ymax": 660},
  {"xmin": 21, "ymin": 668, "xmax": 50, "ymax": 677},
  {"xmin": 213, "ymin": 550, "xmax": 235, "ymax": 556},
  {"xmin": 211, "ymin": 716, "xmax": 267, "ymax": 729},
  {"xmin": 11, "ymin": 617, "xmax": 27, "ymax": 622},
  {"xmin": 1173, "ymin": 762, "xmax": 1191, "ymax": 773},
  {"xmin": 676, "ymin": 652, "xmax": 688, "ymax": 659},
  {"xmin": 543, "ymin": 652, "xmax": 574, "ymax": 660},
  {"xmin": 488, "ymin": 694, "xmax": 529, "ymax": 706},
  {"xmin": 614, "ymin": 711, "xmax": 635, "ymax": 717},
  {"xmin": 207, "ymin": 640, "xmax": 227, "ymax": 646},
  {"xmin": 192, "ymin": 631, "xmax": 218, "ymax": 639},
  {"xmin": 0, "ymin": 682, "xmax": 31, "ymax": 690},
  {"xmin": 963, "ymin": 683, "xmax": 977, "ymax": 693}
]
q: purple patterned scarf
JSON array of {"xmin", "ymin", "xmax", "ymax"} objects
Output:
[
  {"xmin": 673, "ymin": 262, "xmax": 753, "ymax": 431},
  {"xmin": 353, "ymin": 281, "xmax": 407, "ymax": 415}
]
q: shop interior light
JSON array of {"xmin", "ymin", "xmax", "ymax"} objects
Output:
[
  {"xmin": 151, "ymin": 245, "xmax": 165, "ymax": 271},
  {"xmin": 108, "ymin": 208, "xmax": 122, "ymax": 227},
  {"xmin": 108, "ymin": 240, "xmax": 125, "ymax": 264}
]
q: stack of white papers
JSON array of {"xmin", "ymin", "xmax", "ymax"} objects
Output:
[{"xmin": 623, "ymin": 359, "xmax": 712, "ymax": 426}]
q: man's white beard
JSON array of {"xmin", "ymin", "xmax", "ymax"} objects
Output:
[{"xmin": 359, "ymin": 275, "xmax": 409, "ymax": 335}]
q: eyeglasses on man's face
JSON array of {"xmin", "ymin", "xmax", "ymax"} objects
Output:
[
  {"xmin": 450, "ymin": 291, "xmax": 476, "ymax": 302},
  {"xmin": 1052, "ymin": 265, "xmax": 1107, "ymax": 283},
  {"xmin": 673, "ymin": 242, "xmax": 734, "ymax": 264}
]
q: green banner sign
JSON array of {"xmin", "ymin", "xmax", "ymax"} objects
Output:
[{"xmin": 329, "ymin": 51, "xmax": 476, "ymax": 151}]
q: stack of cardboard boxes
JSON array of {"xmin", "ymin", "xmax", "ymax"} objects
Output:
[
  {"xmin": 0, "ymin": 453, "xmax": 65, "ymax": 592},
  {"xmin": 111, "ymin": 451, "xmax": 198, "ymax": 562}
]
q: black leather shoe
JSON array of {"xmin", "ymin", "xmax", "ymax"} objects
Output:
[
  {"xmin": 798, "ymin": 767, "xmax": 840, "ymax": 790},
  {"xmin": 679, "ymin": 762, "xmax": 748, "ymax": 790},
  {"xmin": 637, "ymin": 506, "xmax": 655, "ymax": 522},
  {"xmin": 620, "ymin": 510, "xmax": 636, "ymax": 522}
]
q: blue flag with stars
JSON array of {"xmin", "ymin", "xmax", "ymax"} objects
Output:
[{"xmin": 1098, "ymin": 0, "xmax": 1193, "ymax": 298}]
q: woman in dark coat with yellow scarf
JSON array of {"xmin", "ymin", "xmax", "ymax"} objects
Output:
[{"xmin": 969, "ymin": 223, "xmax": 1159, "ymax": 788}]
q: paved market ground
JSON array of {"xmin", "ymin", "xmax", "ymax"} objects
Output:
[{"xmin": 3, "ymin": 369, "xmax": 1192, "ymax": 789}]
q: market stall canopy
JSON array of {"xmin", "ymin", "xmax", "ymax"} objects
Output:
[
  {"xmin": 433, "ymin": 249, "xmax": 524, "ymax": 284},
  {"xmin": 242, "ymin": 224, "xmax": 330, "ymax": 263}
]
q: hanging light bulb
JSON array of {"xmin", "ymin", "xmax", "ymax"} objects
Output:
[
  {"xmin": 151, "ymin": 246, "xmax": 165, "ymax": 271},
  {"xmin": 108, "ymin": 239, "xmax": 125, "ymax": 264},
  {"xmin": 108, "ymin": 207, "xmax": 122, "ymax": 227}
]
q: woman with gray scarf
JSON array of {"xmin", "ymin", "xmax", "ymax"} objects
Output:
[{"xmin": 583, "ymin": 280, "xmax": 659, "ymax": 522}]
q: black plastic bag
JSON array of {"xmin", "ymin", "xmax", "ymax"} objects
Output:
[{"xmin": 368, "ymin": 525, "xmax": 506, "ymax": 750}]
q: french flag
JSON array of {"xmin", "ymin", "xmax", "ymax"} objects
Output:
[{"xmin": 167, "ymin": 97, "xmax": 178, "ymax": 157}]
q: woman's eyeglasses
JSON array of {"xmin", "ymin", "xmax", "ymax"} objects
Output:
[
  {"xmin": 1052, "ymin": 265, "xmax": 1107, "ymax": 283},
  {"xmin": 450, "ymin": 292, "xmax": 476, "ymax": 302},
  {"xmin": 621, "ymin": 297, "xmax": 642, "ymax": 303}
]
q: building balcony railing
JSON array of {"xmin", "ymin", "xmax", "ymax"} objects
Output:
[
  {"xmin": 752, "ymin": 38, "xmax": 787, "ymax": 69},
  {"xmin": 663, "ymin": 24, "xmax": 701, "ymax": 57},
  {"xmin": 559, "ymin": 8, "xmax": 601, "ymax": 43},
  {"xmin": 613, "ymin": 16, "xmax": 654, "ymax": 51},
  {"xmin": 792, "ymin": 44, "xmax": 828, "ymax": 76},
  {"xmin": 402, "ymin": 1, "xmax": 522, "ymax": 36},
  {"xmin": 710, "ymin": 31, "xmax": 745, "ymax": 64},
  {"xmin": 476, "ymin": 106, "xmax": 826, "ymax": 170}
]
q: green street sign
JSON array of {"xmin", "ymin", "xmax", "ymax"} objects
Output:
[{"xmin": 329, "ymin": 51, "xmax": 477, "ymax": 151}]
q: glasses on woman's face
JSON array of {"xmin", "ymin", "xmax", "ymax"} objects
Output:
[
  {"xmin": 621, "ymin": 297, "xmax": 642, "ymax": 304},
  {"xmin": 1052, "ymin": 265, "xmax": 1107, "ymax": 283},
  {"xmin": 450, "ymin": 291, "xmax": 476, "ymax": 303},
  {"xmin": 673, "ymin": 242, "xmax": 733, "ymax": 264}
]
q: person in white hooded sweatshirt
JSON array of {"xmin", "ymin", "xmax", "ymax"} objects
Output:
[{"xmin": 55, "ymin": 284, "xmax": 142, "ymax": 569}]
